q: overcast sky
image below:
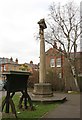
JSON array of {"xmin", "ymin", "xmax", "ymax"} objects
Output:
[{"xmin": 0, "ymin": 0, "xmax": 81, "ymax": 64}]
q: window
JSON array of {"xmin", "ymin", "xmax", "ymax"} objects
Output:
[
  {"xmin": 56, "ymin": 58, "xmax": 61, "ymax": 67},
  {"xmin": 4, "ymin": 65, "xmax": 6, "ymax": 71},
  {"xmin": 50, "ymin": 59, "xmax": 55, "ymax": 67}
]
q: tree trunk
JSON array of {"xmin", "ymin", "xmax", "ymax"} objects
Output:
[{"xmin": 70, "ymin": 62, "xmax": 80, "ymax": 91}]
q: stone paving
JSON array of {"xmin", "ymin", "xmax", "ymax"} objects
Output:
[{"xmin": 41, "ymin": 93, "xmax": 80, "ymax": 119}]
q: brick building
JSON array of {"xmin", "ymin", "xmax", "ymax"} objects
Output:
[
  {"xmin": 45, "ymin": 42, "xmax": 81, "ymax": 91},
  {"xmin": 0, "ymin": 57, "xmax": 20, "ymax": 71},
  {"xmin": 0, "ymin": 57, "xmax": 39, "ymax": 88},
  {"xmin": 46, "ymin": 46, "xmax": 64, "ymax": 78},
  {"xmin": 0, "ymin": 58, "xmax": 38, "ymax": 74},
  {"xmin": 0, "ymin": 57, "xmax": 20, "ymax": 80},
  {"xmin": 45, "ymin": 43, "xmax": 65, "ymax": 90}
]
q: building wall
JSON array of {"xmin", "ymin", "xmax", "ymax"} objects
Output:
[
  {"xmin": 46, "ymin": 48, "xmax": 65, "ymax": 78},
  {"xmin": 0, "ymin": 57, "xmax": 20, "ymax": 80},
  {"xmin": 45, "ymin": 47, "xmax": 81, "ymax": 91},
  {"xmin": 45, "ymin": 47, "xmax": 65, "ymax": 90},
  {"xmin": 1, "ymin": 63, "xmax": 20, "ymax": 72}
]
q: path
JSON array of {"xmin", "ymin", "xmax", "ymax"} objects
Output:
[{"xmin": 42, "ymin": 93, "xmax": 80, "ymax": 119}]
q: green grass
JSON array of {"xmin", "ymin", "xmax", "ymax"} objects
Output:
[{"xmin": 1, "ymin": 94, "xmax": 61, "ymax": 119}]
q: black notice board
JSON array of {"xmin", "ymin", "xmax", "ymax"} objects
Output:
[{"xmin": 2, "ymin": 71, "xmax": 31, "ymax": 92}]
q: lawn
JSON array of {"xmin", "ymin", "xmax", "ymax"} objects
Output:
[{"xmin": 1, "ymin": 93, "xmax": 61, "ymax": 119}]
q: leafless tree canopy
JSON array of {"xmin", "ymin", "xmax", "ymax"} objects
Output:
[{"xmin": 45, "ymin": 1, "xmax": 82, "ymax": 58}]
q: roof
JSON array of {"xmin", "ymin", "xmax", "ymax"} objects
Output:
[
  {"xmin": 24, "ymin": 63, "xmax": 39, "ymax": 70},
  {"xmin": 0, "ymin": 57, "xmax": 18, "ymax": 65},
  {"xmin": 46, "ymin": 47, "xmax": 64, "ymax": 56},
  {"xmin": 46, "ymin": 47, "xmax": 81, "ymax": 59}
]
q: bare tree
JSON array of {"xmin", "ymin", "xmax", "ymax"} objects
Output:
[{"xmin": 45, "ymin": 1, "xmax": 82, "ymax": 91}]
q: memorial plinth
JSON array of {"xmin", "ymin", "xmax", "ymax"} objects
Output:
[
  {"xmin": 33, "ymin": 83, "xmax": 53, "ymax": 97},
  {"xmin": 33, "ymin": 19, "xmax": 53, "ymax": 97}
]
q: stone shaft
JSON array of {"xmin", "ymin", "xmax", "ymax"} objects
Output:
[{"xmin": 39, "ymin": 29, "xmax": 46, "ymax": 83}]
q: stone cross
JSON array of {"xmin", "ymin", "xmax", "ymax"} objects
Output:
[{"xmin": 33, "ymin": 19, "xmax": 52, "ymax": 97}]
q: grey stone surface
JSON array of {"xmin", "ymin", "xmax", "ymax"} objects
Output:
[
  {"xmin": 31, "ymin": 91, "xmax": 66, "ymax": 102},
  {"xmin": 33, "ymin": 83, "xmax": 53, "ymax": 97},
  {"xmin": 42, "ymin": 93, "xmax": 80, "ymax": 118}
]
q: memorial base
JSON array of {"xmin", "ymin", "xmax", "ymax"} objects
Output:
[{"xmin": 33, "ymin": 83, "xmax": 53, "ymax": 98}]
